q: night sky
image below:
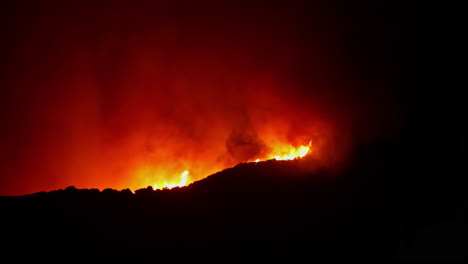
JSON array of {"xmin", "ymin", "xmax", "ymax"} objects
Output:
[{"xmin": 0, "ymin": 1, "xmax": 460, "ymax": 195}]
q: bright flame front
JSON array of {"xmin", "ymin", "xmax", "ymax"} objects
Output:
[
  {"xmin": 136, "ymin": 140, "xmax": 312, "ymax": 191},
  {"xmin": 153, "ymin": 170, "xmax": 189, "ymax": 190},
  {"xmin": 270, "ymin": 141, "xmax": 312, "ymax": 161}
]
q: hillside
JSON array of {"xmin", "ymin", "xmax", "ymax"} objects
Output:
[{"xmin": 0, "ymin": 141, "xmax": 464, "ymax": 260}]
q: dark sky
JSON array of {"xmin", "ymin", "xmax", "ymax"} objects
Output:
[{"xmin": 0, "ymin": 0, "xmax": 458, "ymax": 195}]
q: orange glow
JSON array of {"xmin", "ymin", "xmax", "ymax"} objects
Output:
[
  {"xmin": 268, "ymin": 141, "xmax": 312, "ymax": 161},
  {"xmin": 133, "ymin": 140, "xmax": 312, "ymax": 191},
  {"xmin": 153, "ymin": 170, "xmax": 189, "ymax": 190}
]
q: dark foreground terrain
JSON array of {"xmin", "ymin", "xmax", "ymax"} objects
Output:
[{"xmin": 1, "ymin": 140, "xmax": 465, "ymax": 260}]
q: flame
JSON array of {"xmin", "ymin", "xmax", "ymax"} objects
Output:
[
  {"xmin": 153, "ymin": 170, "xmax": 189, "ymax": 190},
  {"xmin": 254, "ymin": 140, "xmax": 312, "ymax": 162},
  {"xmin": 272, "ymin": 142, "xmax": 311, "ymax": 160},
  {"xmin": 138, "ymin": 140, "xmax": 312, "ymax": 191}
]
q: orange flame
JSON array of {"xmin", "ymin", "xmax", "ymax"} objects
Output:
[
  {"xmin": 153, "ymin": 170, "xmax": 189, "ymax": 190},
  {"xmin": 268, "ymin": 141, "xmax": 312, "ymax": 161},
  {"xmin": 136, "ymin": 140, "xmax": 312, "ymax": 190}
]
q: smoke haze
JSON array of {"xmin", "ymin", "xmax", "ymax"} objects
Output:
[{"xmin": 0, "ymin": 1, "xmax": 400, "ymax": 195}]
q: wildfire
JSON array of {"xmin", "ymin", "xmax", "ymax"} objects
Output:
[
  {"xmin": 250, "ymin": 140, "xmax": 312, "ymax": 162},
  {"xmin": 153, "ymin": 170, "xmax": 189, "ymax": 190},
  {"xmin": 139, "ymin": 141, "xmax": 312, "ymax": 191},
  {"xmin": 270, "ymin": 141, "xmax": 312, "ymax": 161}
]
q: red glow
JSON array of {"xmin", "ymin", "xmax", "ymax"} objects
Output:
[{"xmin": 0, "ymin": 1, "xmax": 399, "ymax": 195}]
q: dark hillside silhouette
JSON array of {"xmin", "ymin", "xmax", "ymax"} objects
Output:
[{"xmin": 1, "ymin": 139, "xmax": 465, "ymax": 260}]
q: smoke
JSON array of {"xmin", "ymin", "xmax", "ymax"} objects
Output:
[{"xmin": 0, "ymin": 1, "xmax": 400, "ymax": 195}]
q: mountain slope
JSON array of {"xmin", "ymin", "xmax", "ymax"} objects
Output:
[{"xmin": 0, "ymin": 141, "xmax": 464, "ymax": 260}]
